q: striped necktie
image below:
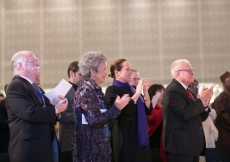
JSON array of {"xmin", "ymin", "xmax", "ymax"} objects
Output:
[{"xmin": 186, "ymin": 88, "xmax": 195, "ymax": 101}]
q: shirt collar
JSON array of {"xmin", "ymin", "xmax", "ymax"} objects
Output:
[
  {"xmin": 17, "ymin": 75, "xmax": 33, "ymax": 84},
  {"xmin": 175, "ymin": 79, "xmax": 188, "ymax": 89}
]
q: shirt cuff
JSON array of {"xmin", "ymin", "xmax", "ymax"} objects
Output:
[{"xmin": 56, "ymin": 113, "xmax": 62, "ymax": 120}]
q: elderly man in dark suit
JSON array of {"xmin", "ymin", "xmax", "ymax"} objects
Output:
[
  {"xmin": 6, "ymin": 51, "xmax": 68, "ymax": 162},
  {"xmin": 162, "ymin": 59, "xmax": 213, "ymax": 162}
]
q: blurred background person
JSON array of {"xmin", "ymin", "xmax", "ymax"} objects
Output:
[
  {"xmin": 0, "ymin": 93, "xmax": 5, "ymax": 101},
  {"xmin": 189, "ymin": 79, "xmax": 218, "ymax": 162},
  {"xmin": 58, "ymin": 60, "xmax": 83, "ymax": 152},
  {"xmin": 72, "ymin": 51, "xmax": 130, "ymax": 162},
  {"xmin": 0, "ymin": 83, "xmax": 10, "ymax": 153},
  {"xmin": 105, "ymin": 58, "xmax": 152, "ymax": 162},
  {"xmin": 212, "ymin": 71, "xmax": 230, "ymax": 148},
  {"xmin": 147, "ymin": 84, "xmax": 167, "ymax": 162},
  {"xmin": 129, "ymin": 69, "xmax": 140, "ymax": 88}
]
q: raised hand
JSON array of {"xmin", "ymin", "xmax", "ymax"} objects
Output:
[
  {"xmin": 114, "ymin": 94, "xmax": 130, "ymax": 110},
  {"xmin": 143, "ymin": 78, "xmax": 151, "ymax": 95},
  {"xmin": 199, "ymin": 85, "xmax": 214, "ymax": 107},
  {"xmin": 136, "ymin": 78, "xmax": 144, "ymax": 96}
]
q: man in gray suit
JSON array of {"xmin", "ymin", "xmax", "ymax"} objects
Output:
[
  {"xmin": 58, "ymin": 61, "xmax": 83, "ymax": 152},
  {"xmin": 162, "ymin": 59, "xmax": 213, "ymax": 162}
]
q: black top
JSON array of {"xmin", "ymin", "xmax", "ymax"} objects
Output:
[
  {"xmin": 105, "ymin": 85, "xmax": 152, "ymax": 162},
  {"xmin": 69, "ymin": 81, "xmax": 78, "ymax": 91},
  {"xmin": 0, "ymin": 99, "xmax": 10, "ymax": 153}
]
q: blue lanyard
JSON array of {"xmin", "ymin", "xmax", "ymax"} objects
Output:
[{"xmin": 32, "ymin": 83, "xmax": 45, "ymax": 106}]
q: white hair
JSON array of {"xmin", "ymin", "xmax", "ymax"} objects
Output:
[
  {"xmin": 11, "ymin": 52, "xmax": 27, "ymax": 75},
  {"xmin": 170, "ymin": 59, "xmax": 190, "ymax": 78}
]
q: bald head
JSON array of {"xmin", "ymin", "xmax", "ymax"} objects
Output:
[{"xmin": 11, "ymin": 51, "xmax": 34, "ymax": 73}]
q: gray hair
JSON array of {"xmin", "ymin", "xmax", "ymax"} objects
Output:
[
  {"xmin": 131, "ymin": 69, "xmax": 139, "ymax": 75},
  {"xmin": 170, "ymin": 59, "xmax": 190, "ymax": 78},
  {"xmin": 11, "ymin": 52, "xmax": 27, "ymax": 75},
  {"xmin": 79, "ymin": 51, "xmax": 106, "ymax": 79}
]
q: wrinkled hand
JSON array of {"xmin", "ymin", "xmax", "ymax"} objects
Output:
[
  {"xmin": 54, "ymin": 95, "xmax": 68, "ymax": 114},
  {"xmin": 199, "ymin": 85, "xmax": 214, "ymax": 107},
  {"xmin": 114, "ymin": 94, "xmax": 130, "ymax": 110}
]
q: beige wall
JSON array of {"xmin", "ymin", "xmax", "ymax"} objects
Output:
[{"xmin": 0, "ymin": 0, "xmax": 229, "ymax": 90}]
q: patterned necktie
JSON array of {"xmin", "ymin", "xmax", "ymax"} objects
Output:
[
  {"xmin": 32, "ymin": 83, "xmax": 45, "ymax": 106},
  {"xmin": 186, "ymin": 88, "xmax": 195, "ymax": 101}
]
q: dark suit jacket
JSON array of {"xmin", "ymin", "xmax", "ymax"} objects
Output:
[
  {"xmin": 0, "ymin": 100, "xmax": 10, "ymax": 153},
  {"xmin": 58, "ymin": 87, "xmax": 76, "ymax": 152},
  {"xmin": 162, "ymin": 79, "xmax": 208, "ymax": 156},
  {"xmin": 212, "ymin": 92, "xmax": 230, "ymax": 148},
  {"xmin": 6, "ymin": 76, "xmax": 58, "ymax": 162}
]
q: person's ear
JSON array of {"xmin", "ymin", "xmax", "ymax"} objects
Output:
[
  {"xmin": 115, "ymin": 70, "xmax": 120, "ymax": 78},
  {"xmin": 90, "ymin": 69, "xmax": 95, "ymax": 77},
  {"xmin": 18, "ymin": 62, "xmax": 24, "ymax": 70},
  {"xmin": 70, "ymin": 71, "xmax": 74, "ymax": 78},
  {"xmin": 175, "ymin": 71, "xmax": 180, "ymax": 78}
]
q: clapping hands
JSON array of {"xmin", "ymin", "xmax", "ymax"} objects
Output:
[
  {"xmin": 198, "ymin": 85, "xmax": 214, "ymax": 107},
  {"xmin": 114, "ymin": 94, "xmax": 130, "ymax": 110},
  {"xmin": 143, "ymin": 78, "xmax": 151, "ymax": 94},
  {"xmin": 136, "ymin": 78, "xmax": 144, "ymax": 95},
  {"xmin": 136, "ymin": 78, "xmax": 151, "ymax": 95}
]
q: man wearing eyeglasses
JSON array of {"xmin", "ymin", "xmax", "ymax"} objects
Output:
[
  {"xmin": 162, "ymin": 59, "xmax": 213, "ymax": 162},
  {"xmin": 129, "ymin": 69, "xmax": 140, "ymax": 88},
  {"xmin": 6, "ymin": 51, "xmax": 68, "ymax": 162}
]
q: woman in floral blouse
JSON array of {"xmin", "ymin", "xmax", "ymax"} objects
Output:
[{"xmin": 72, "ymin": 51, "xmax": 130, "ymax": 162}]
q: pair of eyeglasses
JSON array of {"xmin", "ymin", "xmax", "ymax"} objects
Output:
[
  {"xmin": 131, "ymin": 78, "xmax": 140, "ymax": 81},
  {"xmin": 178, "ymin": 69, "xmax": 194, "ymax": 73},
  {"xmin": 188, "ymin": 85, "xmax": 200, "ymax": 89},
  {"xmin": 27, "ymin": 59, "xmax": 39, "ymax": 63}
]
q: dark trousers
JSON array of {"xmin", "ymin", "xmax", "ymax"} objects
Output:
[{"xmin": 167, "ymin": 152, "xmax": 199, "ymax": 162}]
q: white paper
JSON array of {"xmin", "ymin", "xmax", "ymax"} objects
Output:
[
  {"xmin": 82, "ymin": 114, "xmax": 88, "ymax": 124},
  {"xmin": 151, "ymin": 93, "xmax": 161, "ymax": 108},
  {"xmin": 82, "ymin": 109, "xmax": 107, "ymax": 124},
  {"xmin": 44, "ymin": 79, "xmax": 72, "ymax": 101}
]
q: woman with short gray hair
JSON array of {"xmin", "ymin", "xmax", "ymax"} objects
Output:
[
  {"xmin": 79, "ymin": 51, "xmax": 106, "ymax": 80},
  {"xmin": 72, "ymin": 51, "xmax": 130, "ymax": 162}
]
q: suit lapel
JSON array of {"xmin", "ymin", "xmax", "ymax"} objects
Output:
[
  {"xmin": 15, "ymin": 76, "xmax": 44, "ymax": 106},
  {"xmin": 172, "ymin": 79, "xmax": 195, "ymax": 103}
]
